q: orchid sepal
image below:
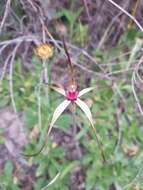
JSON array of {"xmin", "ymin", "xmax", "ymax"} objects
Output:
[
  {"xmin": 47, "ymin": 99, "xmax": 71, "ymax": 135},
  {"xmin": 78, "ymin": 87, "xmax": 95, "ymax": 98}
]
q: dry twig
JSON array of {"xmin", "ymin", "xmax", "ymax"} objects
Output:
[
  {"xmin": 106, "ymin": 0, "xmax": 143, "ymax": 32},
  {"xmin": 0, "ymin": 0, "xmax": 11, "ymax": 34}
]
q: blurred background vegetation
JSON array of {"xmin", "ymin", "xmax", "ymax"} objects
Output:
[{"xmin": 0, "ymin": 0, "xmax": 143, "ymax": 189}]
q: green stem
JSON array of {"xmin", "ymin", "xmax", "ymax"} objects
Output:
[
  {"xmin": 72, "ymin": 103, "xmax": 82, "ymax": 159},
  {"xmin": 43, "ymin": 59, "xmax": 50, "ymax": 107},
  {"xmin": 90, "ymin": 123, "xmax": 106, "ymax": 164}
]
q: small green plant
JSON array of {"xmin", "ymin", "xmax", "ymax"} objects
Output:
[
  {"xmin": 47, "ymin": 40, "xmax": 106, "ymax": 163},
  {"xmin": 22, "ymin": 39, "xmax": 105, "ymax": 165}
]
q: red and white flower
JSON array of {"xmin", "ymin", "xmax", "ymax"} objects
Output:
[{"xmin": 48, "ymin": 84, "xmax": 95, "ymax": 135}]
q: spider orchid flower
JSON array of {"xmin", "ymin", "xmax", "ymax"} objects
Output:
[
  {"xmin": 46, "ymin": 38, "xmax": 95, "ymax": 133},
  {"xmin": 49, "ymin": 83, "xmax": 106, "ymax": 163},
  {"xmin": 47, "ymin": 84, "xmax": 95, "ymax": 136},
  {"xmin": 22, "ymin": 39, "xmax": 105, "ymax": 162}
]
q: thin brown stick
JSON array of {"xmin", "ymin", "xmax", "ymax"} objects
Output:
[
  {"xmin": 82, "ymin": 0, "xmax": 91, "ymax": 21},
  {"xmin": 107, "ymin": 0, "xmax": 143, "ymax": 32},
  {"xmin": 128, "ymin": 0, "xmax": 140, "ymax": 28},
  {"xmin": 62, "ymin": 38, "xmax": 75, "ymax": 84},
  {"xmin": 26, "ymin": 0, "xmax": 37, "ymax": 12}
]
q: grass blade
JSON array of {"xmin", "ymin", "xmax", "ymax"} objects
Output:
[{"xmin": 41, "ymin": 172, "xmax": 60, "ymax": 190}]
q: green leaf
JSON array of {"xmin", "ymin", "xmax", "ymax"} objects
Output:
[
  {"xmin": 60, "ymin": 161, "xmax": 79, "ymax": 179},
  {"xmin": 4, "ymin": 161, "xmax": 13, "ymax": 176}
]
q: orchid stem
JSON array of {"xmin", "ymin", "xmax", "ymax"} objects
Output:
[
  {"xmin": 41, "ymin": 19, "xmax": 50, "ymax": 107},
  {"xmin": 72, "ymin": 103, "xmax": 82, "ymax": 159},
  {"xmin": 37, "ymin": 72, "xmax": 42, "ymax": 131},
  {"xmin": 91, "ymin": 124, "xmax": 106, "ymax": 164},
  {"xmin": 42, "ymin": 59, "xmax": 50, "ymax": 106}
]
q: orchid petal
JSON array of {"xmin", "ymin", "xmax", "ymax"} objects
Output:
[
  {"xmin": 75, "ymin": 98, "xmax": 94, "ymax": 129},
  {"xmin": 51, "ymin": 86, "xmax": 66, "ymax": 96},
  {"xmin": 78, "ymin": 87, "xmax": 94, "ymax": 97},
  {"xmin": 48, "ymin": 100, "xmax": 71, "ymax": 135}
]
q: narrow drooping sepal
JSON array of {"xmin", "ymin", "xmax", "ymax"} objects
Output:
[
  {"xmin": 75, "ymin": 98, "xmax": 106, "ymax": 163},
  {"xmin": 75, "ymin": 98, "xmax": 94, "ymax": 127},
  {"xmin": 48, "ymin": 100, "xmax": 71, "ymax": 135}
]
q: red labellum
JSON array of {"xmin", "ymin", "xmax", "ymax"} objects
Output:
[{"xmin": 66, "ymin": 85, "xmax": 78, "ymax": 101}]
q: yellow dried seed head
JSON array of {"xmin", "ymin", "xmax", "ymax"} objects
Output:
[{"xmin": 34, "ymin": 43, "xmax": 54, "ymax": 59}]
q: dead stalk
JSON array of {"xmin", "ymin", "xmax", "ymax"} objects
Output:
[
  {"xmin": 0, "ymin": 0, "xmax": 11, "ymax": 34},
  {"xmin": 9, "ymin": 43, "xmax": 21, "ymax": 113},
  {"xmin": 107, "ymin": 0, "xmax": 143, "ymax": 32},
  {"xmin": 131, "ymin": 56, "xmax": 143, "ymax": 116}
]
